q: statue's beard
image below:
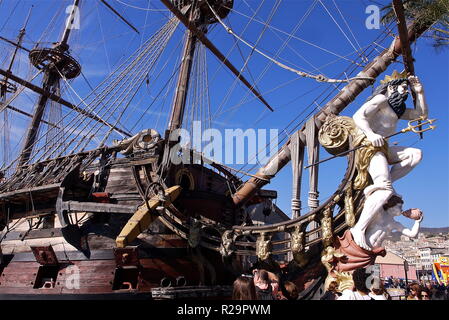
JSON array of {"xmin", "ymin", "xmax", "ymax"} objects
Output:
[{"xmin": 388, "ymin": 91, "xmax": 408, "ymax": 118}]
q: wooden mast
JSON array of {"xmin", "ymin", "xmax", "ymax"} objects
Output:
[
  {"xmin": 392, "ymin": 0, "xmax": 422, "ymax": 138},
  {"xmin": 18, "ymin": 0, "xmax": 81, "ymax": 167},
  {"xmin": 161, "ymin": 0, "xmax": 273, "ymax": 113},
  {"xmin": 1, "ymin": 7, "xmax": 33, "ymax": 171},
  {"xmin": 168, "ymin": 21, "xmax": 198, "ymax": 132}
]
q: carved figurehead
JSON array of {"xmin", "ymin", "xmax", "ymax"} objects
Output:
[
  {"xmin": 317, "ymin": 71, "xmax": 430, "ymax": 288},
  {"xmin": 364, "ymin": 194, "xmax": 424, "ymax": 249},
  {"xmin": 349, "ymin": 70, "xmax": 428, "ymax": 251}
]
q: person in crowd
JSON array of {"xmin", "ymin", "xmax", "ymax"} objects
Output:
[
  {"xmin": 425, "ymin": 282, "xmax": 436, "ymax": 299},
  {"xmin": 321, "ymin": 281, "xmax": 341, "ymax": 300},
  {"xmin": 432, "ymin": 286, "xmax": 446, "ymax": 300},
  {"xmin": 406, "ymin": 283, "xmax": 422, "ymax": 300},
  {"xmin": 282, "ymin": 281, "xmax": 299, "ymax": 300},
  {"xmin": 369, "ymin": 278, "xmax": 389, "ymax": 300},
  {"xmin": 387, "ymin": 276, "xmax": 393, "ymax": 288},
  {"xmin": 393, "ymin": 278, "xmax": 400, "ymax": 288},
  {"xmin": 253, "ymin": 269, "xmax": 275, "ymax": 300},
  {"xmin": 338, "ymin": 268, "xmax": 372, "ymax": 300},
  {"xmin": 232, "ymin": 275, "xmax": 257, "ymax": 300},
  {"xmin": 421, "ymin": 287, "xmax": 431, "ymax": 300},
  {"xmin": 445, "ymin": 284, "xmax": 449, "ymax": 300},
  {"xmin": 267, "ymin": 272, "xmax": 281, "ymax": 299}
]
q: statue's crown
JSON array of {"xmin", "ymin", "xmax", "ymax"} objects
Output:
[{"xmin": 380, "ymin": 70, "xmax": 408, "ymax": 84}]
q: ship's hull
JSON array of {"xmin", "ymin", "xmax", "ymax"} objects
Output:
[
  {"xmin": 0, "ymin": 150, "xmax": 247, "ymax": 299},
  {"xmin": 0, "ymin": 247, "xmax": 234, "ymax": 299}
]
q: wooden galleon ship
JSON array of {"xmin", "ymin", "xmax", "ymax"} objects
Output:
[{"xmin": 0, "ymin": 0, "xmax": 437, "ymax": 299}]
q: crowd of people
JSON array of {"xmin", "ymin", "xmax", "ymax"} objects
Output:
[
  {"xmin": 232, "ymin": 267, "xmax": 449, "ymax": 300},
  {"xmin": 405, "ymin": 281, "xmax": 448, "ymax": 300},
  {"xmin": 232, "ymin": 269, "xmax": 298, "ymax": 300},
  {"xmin": 322, "ymin": 268, "xmax": 449, "ymax": 300}
]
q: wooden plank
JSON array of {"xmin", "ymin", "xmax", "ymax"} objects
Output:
[
  {"xmin": 62, "ymin": 201, "xmax": 137, "ymax": 214},
  {"xmin": 73, "ymin": 260, "xmax": 116, "ymax": 267},
  {"xmin": 0, "ymin": 183, "xmax": 60, "ymax": 199},
  {"xmin": 59, "ymin": 287, "xmax": 116, "ymax": 294},
  {"xmin": 116, "ymin": 186, "xmax": 182, "ymax": 248}
]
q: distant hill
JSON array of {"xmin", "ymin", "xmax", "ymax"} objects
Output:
[
  {"xmin": 420, "ymin": 227, "xmax": 449, "ymax": 235},
  {"xmin": 387, "ymin": 227, "xmax": 448, "ymax": 241}
]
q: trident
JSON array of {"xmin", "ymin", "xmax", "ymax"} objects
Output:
[{"xmin": 304, "ymin": 117, "xmax": 437, "ymax": 169}]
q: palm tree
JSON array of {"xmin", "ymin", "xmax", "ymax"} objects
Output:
[{"xmin": 381, "ymin": 0, "xmax": 449, "ymax": 50}]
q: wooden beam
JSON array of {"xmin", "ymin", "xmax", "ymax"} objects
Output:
[
  {"xmin": 160, "ymin": 0, "xmax": 274, "ymax": 112},
  {"xmin": 392, "ymin": 0, "xmax": 422, "ymax": 138},
  {"xmin": 60, "ymin": 200, "xmax": 137, "ymax": 214},
  {"xmin": 100, "ymin": 0, "xmax": 140, "ymax": 34},
  {"xmin": 3, "ymin": 104, "xmax": 59, "ymax": 128},
  {"xmin": 116, "ymin": 185, "xmax": 182, "ymax": 248},
  {"xmin": 0, "ymin": 36, "xmax": 30, "ymax": 53},
  {"xmin": 0, "ymin": 183, "xmax": 60, "ymax": 199},
  {"xmin": 169, "ymin": 29, "xmax": 197, "ymax": 131},
  {"xmin": 0, "ymin": 68, "xmax": 132, "ymax": 137},
  {"xmin": 392, "ymin": 0, "xmax": 415, "ymax": 75}
]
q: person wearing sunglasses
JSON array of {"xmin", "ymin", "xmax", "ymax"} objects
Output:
[{"xmin": 421, "ymin": 288, "xmax": 431, "ymax": 300}]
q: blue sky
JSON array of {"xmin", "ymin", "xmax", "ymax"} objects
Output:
[{"xmin": 0, "ymin": 0, "xmax": 448, "ymax": 228}]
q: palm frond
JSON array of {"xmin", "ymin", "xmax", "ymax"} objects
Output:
[{"xmin": 380, "ymin": 0, "xmax": 449, "ymax": 49}]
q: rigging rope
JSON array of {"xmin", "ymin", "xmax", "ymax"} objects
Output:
[
  {"xmin": 2, "ymin": 17, "xmax": 179, "ymax": 170},
  {"xmin": 222, "ymin": 4, "xmax": 365, "ymax": 67},
  {"xmin": 331, "ymin": 0, "xmax": 367, "ymax": 63},
  {"xmin": 114, "ymin": 0, "xmax": 169, "ymax": 12},
  {"xmin": 236, "ymin": 21, "xmax": 396, "ymax": 177},
  {"xmin": 318, "ymin": 0, "xmax": 367, "ymax": 63},
  {"xmin": 216, "ymin": 0, "xmax": 319, "ymax": 123},
  {"xmin": 212, "ymin": 0, "xmax": 274, "ymax": 119},
  {"xmin": 51, "ymin": 18, "xmax": 178, "ymax": 158},
  {"xmin": 206, "ymin": 0, "xmax": 374, "ymax": 84}
]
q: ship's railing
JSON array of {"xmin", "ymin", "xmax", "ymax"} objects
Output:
[
  {"xmin": 155, "ymin": 149, "xmax": 360, "ymax": 262},
  {"xmin": 0, "ymin": 147, "xmax": 111, "ymax": 194}
]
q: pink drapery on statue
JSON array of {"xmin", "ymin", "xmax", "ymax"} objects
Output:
[{"xmin": 334, "ymin": 230, "xmax": 386, "ymax": 272}]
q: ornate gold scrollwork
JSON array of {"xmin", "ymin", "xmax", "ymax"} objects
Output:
[
  {"xmin": 113, "ymin": 129, "xmax": 161, "ymax": 155},
  {"xmin": 321, "ymin": 246, "xmax": 347, "ymax": 292},
  {"xmin": 344, "ymin": 183, "xmax": 356, "ymax": 227},
  {"xmin": 318, "ymin": 115, "xmax": 389, "ymax": 191},
  {"xmin": 256, "ymin": 232, "xmax": 272, "ymax": 261},
  {"xmin": 321, "ymin": 206, "xmax": 333, "ymax": 248},
  {"xmin": 290, "ymin": 225, "xmax": 309, "ymax": 267},
  {"xmin": 290, "ymin": 225, "xmax": 304, "ymax": 254},
  {"xmin": 334, "ymin": 271, "xmax": 354, "ymax": 292},
  {"xmin": 318, "ymin": 115, "xmax": 357, "ymax": 155},
  {"xmin": 220, "ymin": 230, "xmax": 236, "ymax": 257}
]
